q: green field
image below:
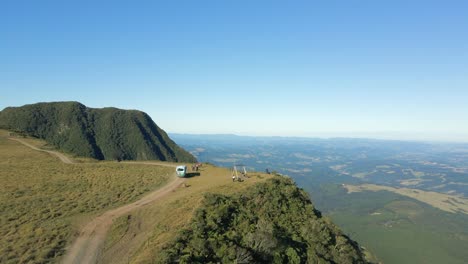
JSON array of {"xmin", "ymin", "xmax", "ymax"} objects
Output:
[
  {"xmin": 310, "ymin": 183, "xmax": 468, "ymax": 264},
  {"xmin": 0, "ymin": 131, "xmax": 173, "ymax": 263}
]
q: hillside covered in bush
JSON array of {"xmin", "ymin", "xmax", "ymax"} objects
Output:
[
  {"xmin": 160, "ymin": 176, "xmax": 371, "ymax": 264},
  {"xmin": 0, "ymin": 102, "xmax": 196, "ymax": 162}
]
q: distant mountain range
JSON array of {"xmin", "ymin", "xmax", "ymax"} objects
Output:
[{"xmin": 0, "ymin": 102, "xmax": 196, "ymax": 162}]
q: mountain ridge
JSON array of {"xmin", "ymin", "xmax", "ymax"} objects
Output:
[{"xmin": 0, "ymin": 101, "xmax": 196, "ymax": 162}]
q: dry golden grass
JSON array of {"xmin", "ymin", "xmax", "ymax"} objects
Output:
[
  {"xmin": 100, "ymin": 166, "xmax": 273, "ymax": 264},
  {"xmin": 344, "ymin": 184, "xmax": 468, "ymax": 214},
  {"xmin": 0, "ymin": 130, "xmax": 173, "ymax": 263}
]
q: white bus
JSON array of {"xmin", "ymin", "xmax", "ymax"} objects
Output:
[{"xmin": 176, "ymin": 165, "xmax": 187, "ymax": 177}]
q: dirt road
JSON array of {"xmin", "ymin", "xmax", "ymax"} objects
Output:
[
  {"xmin": 9, "ymin": 137, "xmax": 74, "ymax": 164},
  {"xmin": 61, "ymin": 174, "xmax": 184, "ymax": 264},
  {"xmin": 8, "ymin": 136, "xmax": 184, "ymax": 264}
]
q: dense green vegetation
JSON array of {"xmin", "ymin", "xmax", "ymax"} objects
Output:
[
  {"xmin": 0, "ymin": 133, "xmax": 174, "ymax": 263},
  {"xmin": 0, "ymin": 102, "xmax": 196, "ymax": 162},
  {"xmin": 159, "ymin": 176, "xmax": 370, "ymax": 264}
]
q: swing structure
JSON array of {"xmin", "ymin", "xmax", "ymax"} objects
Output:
[{"xmin": 231, "ymin": 164, "xmax": 248, "ymax": 182}]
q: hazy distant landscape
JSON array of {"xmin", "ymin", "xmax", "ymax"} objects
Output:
[
  {"xmin": 172, "ymin": 134, "xmax": 468, "ymax": 264},
  {"xmin": 172, "ymin": 134, "xmax": 468, "ymax": 196}
]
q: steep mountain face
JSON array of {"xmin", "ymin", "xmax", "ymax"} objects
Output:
[
  {"xmin": 0, "ymin": 102, "xmax": 196, "ymax": 162},
  {"xmin": 160, "ymin": 176, "xmax": 372, "ymax": 264}
]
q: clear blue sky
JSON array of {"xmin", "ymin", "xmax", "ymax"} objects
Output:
[{"xmin": 1, "ymin": 1, "xmax": 467, "ymax": 141}]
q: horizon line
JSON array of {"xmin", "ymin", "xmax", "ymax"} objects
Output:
[{"xmin": 168, "ymin": 132, "xmax": 468, "ymax": 144}]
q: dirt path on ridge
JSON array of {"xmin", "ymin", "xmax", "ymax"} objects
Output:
[
  {"xmin": 8, "ymin": 136, "xmax": 184, "ymax": 264},
  {"xmin": 9, "ymin": 137, "xmax": 74, "ymax": 164},
  {"xmin": 61, "ymin": 175, "xmax": 184, "ymax": 264}
]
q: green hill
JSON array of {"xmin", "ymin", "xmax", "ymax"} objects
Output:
[{"xmin": 0, "ymin": 102, "xmax": 196, "ymax": 162}]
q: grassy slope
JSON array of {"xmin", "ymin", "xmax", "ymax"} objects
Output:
[
  {"xmin": 100, "ymin": 166, "xmax": 274, "ymax": 264},
  {"xmin": 310, "ymin": 183, "xmax": 468, "ymax": 264},
  {"xmin": 0, "ymin": 130, "xmax": 174, "ymax": 263}
]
